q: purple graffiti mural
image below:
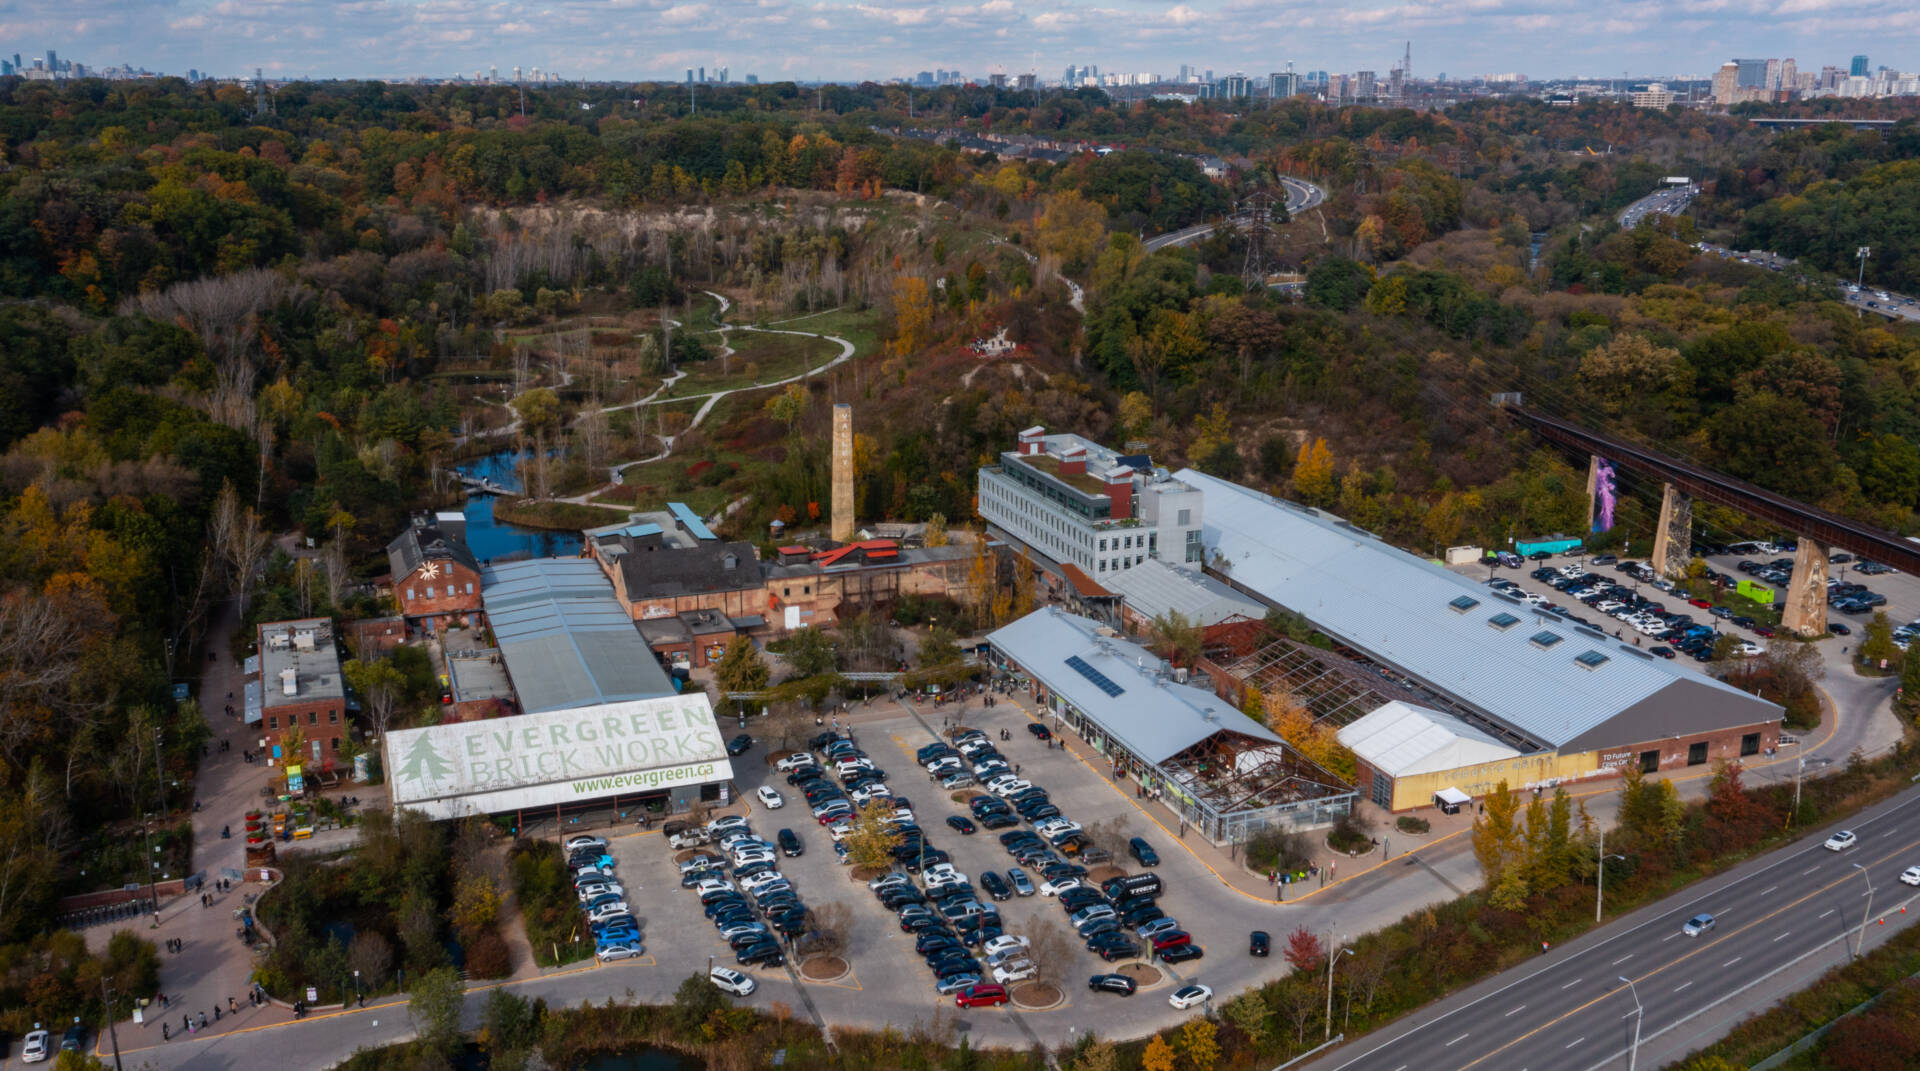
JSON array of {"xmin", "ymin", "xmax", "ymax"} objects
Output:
[{"xmin": 1593, "ymin": 459, "xmax": 1617, "ymax": 533}]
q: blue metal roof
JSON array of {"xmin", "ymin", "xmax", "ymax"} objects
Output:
[
  {"xmin": 481, "ymin": 558, "xmax": 676, "ymax": 714},
  {"xmin": 667, "ymin": 502, "xmax": 716, "ymax": 541},
  {"xmin": 1175, "ymin": 469, "xmax": 1779, "ymax": 750}
]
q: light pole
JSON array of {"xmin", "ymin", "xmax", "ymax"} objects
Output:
[
  {"xmin": 1597, "ymin": 823, "xmax": 1627, "ymax": 922},
  {"xmin": 353, "ymin": 969, "xmax": 361, "ymax": 1006},
  {"xmin": 1618, "ymin": 976, "xmax": 1643, "ymax": 1071},
  {"xmin": 1851, "ymin": 863, "xmax": 1876, "ymax": 959},
  {"xmin": 1324, "ymin": 943, "xmax": 1353, "ymax": 1041}
]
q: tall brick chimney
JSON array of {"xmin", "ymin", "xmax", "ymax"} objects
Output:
[
  {"xmin": 831, "ymin": 404, "xmax": 855, "ymax": 543},
  {"xmin": 1059, "ymin": 446, "xmax": 1087, "ymax": 475},
  {"xmin": 1104, "ymin": 466, "xmax": 1134, "ymax": 520},
  {"xmin": 1018, "ymin": 425, "xmax": 1046, "ymax": 456}
]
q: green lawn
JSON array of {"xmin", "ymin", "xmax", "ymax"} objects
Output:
[{"xmin": 670, "ymin": 330, "xmax": 842, "ymax": 394}]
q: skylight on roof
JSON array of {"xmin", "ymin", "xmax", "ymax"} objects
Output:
[
  {"xmin": 1488, "ymin": 612, "xmax": 1520, "ymax": 630},
  {"xmin": 1449, "ymin": 595, "xmax": 1480, "ymax": 613},
  {"xmin": 1530, "ymin": 630, "xmax": 1564, "ymax": 649},
  {"xmin": 1064, "ymin": 654, "xmax": 1125, "ymax": 697},
  {"xmin": 1574, "ymin": 650, "xmax": 1610, "ymax": 670}
]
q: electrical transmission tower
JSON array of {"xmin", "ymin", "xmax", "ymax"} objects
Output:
[{"xmin": 1238, "ymin": 190, "xmax": 1278, "ymax": 288}]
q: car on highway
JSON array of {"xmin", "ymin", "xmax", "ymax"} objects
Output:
[
  {"xmin": 1825, "ymin": 830, "xmax": 1859, "ymax": 851},
  {"xmin": 1168, "ymin": 984, "xmax": 1213, "ymax": 1009},
  {"xmin": 1682, "ymin": 912, "xmax": 1716, "ymax": 937},
  {"xmin": 1902, "ymin": 866, "xmax": 1920, "ymax": 886}
]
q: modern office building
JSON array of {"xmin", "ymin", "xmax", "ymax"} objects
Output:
[
  {"xmin": 976, "ymin": 427, "xmax": 1204, "ymax": 584},
  {"xmin": 1852, "ymin": 54, "xmax": 1870, "ymax": 77}
]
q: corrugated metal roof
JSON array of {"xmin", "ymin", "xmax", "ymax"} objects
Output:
[
  {"xmin": 668, "ymin": 502, "xmax": 717, "ymax": 541},
  {"xmin": 987, "ymin": 608, "xmax": 1282, "ymax": 764},
  {"xmin": 1101, "ymin": 559, "xmax": 1265, "ymax": 627},
  {"xmin": 481, "ymin": 558, "xmax": 676, "ymax": 714},
  {"xmin": 1337, "ymin": 700, "xmax": 1520, "ymax": 778},
  {"xmin": 1176, "ymin": 469, "xmax": 1779, "ymax": 749}
]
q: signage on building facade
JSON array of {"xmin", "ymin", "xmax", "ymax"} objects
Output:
[{"xmin": 385, "ymin": 693, "xmax": 730, "ymax": 818}]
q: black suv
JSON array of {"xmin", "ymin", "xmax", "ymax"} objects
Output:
[{"xmin": 777, "ymin": 828, "xmax": 802, "ymax": 857}]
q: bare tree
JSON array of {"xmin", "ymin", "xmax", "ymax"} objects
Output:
[
  {"xmin": 799, "ymin": 902, "xmax": 852, "ymax": 960},
  {"xmin": 1026, "ymin": 921, "xmax": 1073, "ymax": 986},
  {"xmin": 1278, "ymin": 980, "xmax": 1319, "ymax": 1047}
]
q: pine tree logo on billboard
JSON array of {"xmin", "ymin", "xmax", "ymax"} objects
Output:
[{"xmin": 396, "ymin": 733, "xmax": 453, "ymax": 793}]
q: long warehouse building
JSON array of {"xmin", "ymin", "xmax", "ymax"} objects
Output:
[{"xmin": 1176, "ymin": 469, "xmax": 1785, "ymax": 811}]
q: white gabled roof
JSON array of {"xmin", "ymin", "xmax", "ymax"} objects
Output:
[
  {"xmin": 1337, "ymin": 700, "xmax": 1520, "ymax": 778},
  {"xmin": 1102, "ymin": 559, "xmax": 1266, "ymax": 628}
]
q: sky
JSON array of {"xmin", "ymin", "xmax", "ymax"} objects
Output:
[{"xmin": 3, "ymin": 0, "xmax": 1915, "ymax": 83}]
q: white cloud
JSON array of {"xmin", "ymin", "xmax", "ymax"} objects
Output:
[{"xmin": 659, "ymin": 3, "xmax": 707, "ymax": 23}]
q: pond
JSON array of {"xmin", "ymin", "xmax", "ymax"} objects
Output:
[
  {"xmin": 578, "ymin": 1049, "xmax": 702, "ymax": 1071},
  {"xmin": 454, "ymin": 451, "xmax": 582, "ymax": 562}
]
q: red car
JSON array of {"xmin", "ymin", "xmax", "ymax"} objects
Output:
[
  {"xmin": 1150, "ymin": 930, "xmax": 1192, "ymax": 951},
  {"xmin": 955, "ymin": 983, "xmax": 1009, "ymax": 1008},
  {"xmin": 1688, "ymin": 598, "xmax": 1713, "ymax": 609}
]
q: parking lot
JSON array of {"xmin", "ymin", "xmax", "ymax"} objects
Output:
[{"xmin": 587, "ymin": 694, "xmax": 1319, "ymax": 1044}]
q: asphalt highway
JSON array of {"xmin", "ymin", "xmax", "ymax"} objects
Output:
[
  {"xmin": 1314, "ymin": 784, "xmax": 1920, "ymax": 1071},
  {"xmin": 1142, "ymin": 175, "xmax": 1325, "ymax": 251}
]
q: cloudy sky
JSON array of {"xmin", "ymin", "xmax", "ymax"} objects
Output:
[{"xmin": 4, "ymin": 0, "xmax": 1913, "ymax": 83}]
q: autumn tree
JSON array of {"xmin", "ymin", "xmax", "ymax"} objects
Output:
[
  {"xmin": 842, "ymin": 800, "xmax": 904, "ymax": 871},
  {"xmin": 715, "ymin": 635, "xmax": 770, "ymax": 697},
  {"xmin": 1141, "ymin": 1034, "xmax": 1177, "ymax": 1071},
  {"xmin": 765, "ymin": 383, "xmax": 808, "ymax": 437},
  {"xmin": 1293, "ymin": 437, "xmax": 1336, "ymax": 506},
  {"xmin": 1178, "ymin": 1017, "xmax": 1220, "ymax": 1071},
  {"xmin": 891, "ymin": 275, "xmax": 933, "ymax": 356},
  {"xmin": 343, "ymin": 658, "xmax": 407, "ymax": 742},
  {"xmin": 781, "ymin": 626, "xmax": 838, "ymax": 679},
  {"xmin": 1147, "ymin": 610, "xmax": 1203, "ymax": 667},
  {"xmin": 1473, "ymin": 781, "xmax": 1528, "ymax": 909},
  {"xmin": 1034, "ymin": 189, "xmax": 1109, "ymax": 271},
  {"xmin": 1282, "ymin": 925, "xmax": 1325, "ymax": 973},
  {"xmin": 1221, "ymin": 990, "xmax": 1270, "ymax": 1048},
  {"xmin": 1576, "ymin": 334, "xmax": 1691, "ymax": 417}
]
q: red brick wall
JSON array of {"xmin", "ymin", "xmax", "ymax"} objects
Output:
[
  {"xmin": 258, "ymin": 699, "xmax": 352, "ymax": 770},
  {"xmin": 395, "ymin": 562, "xmax": 483, "ymax": 621},
  {"xmin": 1601, "ymin": 721, "xmax": 1780, "ymax": 775}
]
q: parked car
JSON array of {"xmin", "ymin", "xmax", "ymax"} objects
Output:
[
  {"xmin": 1168, "ymin": 984, "xmax": 1213, "ymax": 1010},
  {"xmin": 1129, "ymin": 837, "xmax": 1160, "ymax": 867},
  {"xmin": 709, "ymin": 966, "xmax": 757, "ymax": 996},
  {"xmin": 726, "ymin": 734, "xmax": 754, "ymax": 756},
  {"xmin": 756, "ymin": 785, "xmax": 785, "ymax": 809},
  {"xmin": 563, "ymin": 834, "xmax": 609, "ymax": 852}
]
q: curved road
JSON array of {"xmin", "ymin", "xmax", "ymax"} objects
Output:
[{"xmin": 1143, "ymin": 175, "xmax": 1325, "ymax": 252}]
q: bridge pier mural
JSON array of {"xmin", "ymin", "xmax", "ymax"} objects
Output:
[
  {"xmin": 1587, "ymin": 456, "xmax": 1616, "ymax": 536},
  {"xmin": 1651, "ymin": 484, "xmax": 1694, "ymax": 580},
  {"xmin": 1780, "ymin": 540, "xmax": 1831, "ymax": 638}
]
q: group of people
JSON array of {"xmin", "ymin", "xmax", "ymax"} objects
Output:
[{"xmin": 159, "ymin": 992, "xmax": 264, "ymax": 1041}]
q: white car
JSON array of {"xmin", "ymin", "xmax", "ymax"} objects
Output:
[
  {"xmin": 983, "ymin": 934, "xmax": 1031, "ymax": 957},
  {"xmin": 740, "ymin": 871, "xmax": 788, "ymax": 893},
  {"xmin": 1034, "ymin": 818, "xmax": 1081, "ymax": 838},
  {"xmin": 707, "ymin": 815, "xmax": 750, "ymax": 835},
  {"xmin": 776, "ymin": 753, "xmax": 817, "ymax": 772},
  {"xmin": 1825, "ymin": 830, "xmax": 1858, "ymax": 851},
  {"xmin": 709, "ymin": 966, "xmax": 757, "ymax": 996},
  {"xmin": 564, "ymin": 835, "xmax": 609, "ymax": 852},
  {"xmin": 756, "ymin": 786, "xmax": 785, "ymax": 809},
  {"xmin": 731, "ymin": 850, "xmax": 777, "ymax": 868},
  {"xmin": 1038, "ymin": 877, "xmax": 1083, "ymax": 897},
  {"xmin": 1900, "ymin": 866, "xmax": 1920, "ymax": 886},
  {"xmin": 20, "ymin": 1030, "xmax": 49, "ymax": 1063},
  {"xmin": 1732, "ymin": 642, "xmax": 1762, "ymax": 657},
  {"xmin": 926, "ymin": 757, "xmax": 963, "ymax": 774},
  {"xmin": 849, "ymin": 784, "xmax": 893, "ymax": 804},
  {"xmin": 576, "ymin": 882, "xmax": 625, "ymax": 903},
  {"xmin": 1681, "ymin": 913, "xmax": 1716, "ymax": 937},
  {"xmin": 586, "ymin": 902, "xmax": 632, "ymax": 925},
  {"xmin": 924, "ymin": 866, "xmax": 969, "ymax": 888},
  {"xmin": 992, "ymin": 960, "xmax": 1038, "ymax": 984},
  {"xmin": 1168, "ymin": 984, "xmax": 1213, "ymax": 1010},
  {"xmin": 692, "ymin": 878, "xmax": 736, "ymax": 897},
  {"xmin": 986, "ymin": 777, "xmax": 1033, "ymax": 797}
]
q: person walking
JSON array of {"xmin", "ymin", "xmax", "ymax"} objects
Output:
[{"xmin": 162, "ymin": 1023, "xmax": 170, "ymax": 1041}]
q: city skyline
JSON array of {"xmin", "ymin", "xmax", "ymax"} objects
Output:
[{"xmin": 1, "ymin": 0, "xmax": 1915, "ymax": 84}]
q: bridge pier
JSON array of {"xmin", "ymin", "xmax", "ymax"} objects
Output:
[
  {"xmin": 1584, "ymin": 455, "xmax": 1601, "ymax": 534},
  {"xmin": 1779, "ymin": 540, "xmax": 1831, "ymax": 638},
  {"xmin": 1650, "ymin": 484, "xmax": 1693, "ymax": 580}
]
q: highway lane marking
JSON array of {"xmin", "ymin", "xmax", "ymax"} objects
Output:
[
  {"xmin": 1761, "ymin": 886, "xmax": 1777, "ymax": 895},
  {"xmin": 1332, "ymin": 798, "xmax": 1920, "ymax": 1071},
  {"xmin": 1724, "ymin": 956, "xmax": 1743, "ymax": 967},
  {"xmin": 1774, "ymin": 931, "xmax": 1792, "ymax": 942},
  {"xmin": 1559, "ymin": 978, "xmax": 1583, "ymax": 990},
  {"xmin": 1450, "ymin": 823, "xmax": 1920, "ymax": 1071},
  {"xmin": 1611, "ymin": 954, "xmax": 1633, "ymax": 965},
  {"xmin": 1662, "ymin": 932, "xmax": 1681, "ymax": 941},
  {"xmin": 1820, "ymin": 909, "xmax": 1836, "ymax": 919},
  {"xmin": 1564, "ymin": 1037, "xmax": 1585, "ymax": 1049},
  {"xmin": 1885, "ymin": 830, "xmax": 1898, "ymax": 837},
  {"xmin": 1803, "ymin": 866, "xmax": 1820, "ymax": 875},
  {"xmin": 1505, "ymin": 1005, "xmax": 1526, "ymax": 1017},
  {"xmin": 1446, "ymin": 1033, "xmax": 1470, "ymax": 1046}
]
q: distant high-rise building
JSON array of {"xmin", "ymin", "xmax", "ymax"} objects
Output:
[
  {"xmin": 0, "ymin": 60, "xmax": 10, "ymax": 77},
  {"xmin": 1712, "ymin": 61, "xmax": 1739, "ymax": 104},
  {"xmin": 686, "ymin": 68, "xmax": 694, "ymax": 84},
  {"xmin": 746, "ymin": 74, "xmax": 758, "ymax": 85},
  {"xmin": 513, "ymin": 65, "xmax": 522, "ymax": 83},
  {"xmin": 1016, "ymin": 73, "xmax": 1035, "ymax": 91},
  {"xmin": 1820, "ymin": 65, "xmax": 1843, "ymax": 89},
  {"xmin": 1388, "ymin": 67, "xmax": 1405, "ymax": 102},
  {"xmin": 488, "ymin": 64, "xmax": 497, "ymax": 83},
  {"xmin": 1355, "ymin": 70, "xmax": 1377, "ymax": 99},
  {"xmin": 46, "ymin": 50, "xmax": 57, "ymax": 72},
  {"xmin": 1734, "ymin": 58, "xmax": 1766, "ymax": 87},
  {"xmin": 697, "ymin": 66, "xmax": 704, "ymax": 82},
  {"xmin": 989, "ymin": 73, "xmax": 1007, "ymax": 88},
  {"xmin": 1779, "ymin": 58, "xmax": 1797, "ymax": 91},
  {"xmin": 1179, "ymin": 63, "xmax": 1190, "ymax": 82},
  {"xmin": 1327, "ymin": 73, "xmax": 1347, "ymax": 100},
  {"xmin": 1851, "ymin": 54, "xmax": 1869, "ymax": 77},
  {"xmin": 1763, "ymin": 58, "xmax": 1781, "ymax": 89}
]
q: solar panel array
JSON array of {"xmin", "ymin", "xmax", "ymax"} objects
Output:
[{"xmin": 1064, "ymin": 654, "xmax": 1126, "ymax": 697}]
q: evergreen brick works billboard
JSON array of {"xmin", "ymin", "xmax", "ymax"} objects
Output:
[{"xmin": 385, "ymin": 693, "xmax": 733, "ymax": 820}]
